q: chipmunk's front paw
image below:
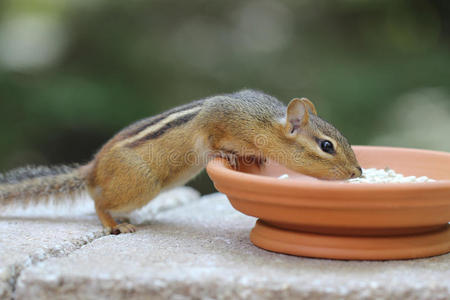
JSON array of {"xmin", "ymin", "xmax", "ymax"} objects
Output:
[
  {"xmin": 110, "ymin": 223, "xmax": 137, "ymax": 235},
  {"xmin": 218, "ymin": 151, "xmax": 239, "ymax": 170}
]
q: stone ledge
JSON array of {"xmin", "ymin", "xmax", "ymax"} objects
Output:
[
  {"xmin": 0, "ymin": 187, "xmax": 200, "ymax": 299},
  {"xmin": 11, "ymin": 193, "xmax": 450, "ymax": 300}
]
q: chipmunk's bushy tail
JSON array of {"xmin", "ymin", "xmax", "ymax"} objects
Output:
[{"xmin": 0, "ymin": 165, "xmax": 87, "ymax": 207}]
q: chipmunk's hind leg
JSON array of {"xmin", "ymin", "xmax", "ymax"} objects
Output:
[
  {"xmin": 95, "ymin": 205, "xmax": 136, "ymax": 235},
  {"xmin": 89, "ymin": 148, "xmax": 161, "ymax": 235}
]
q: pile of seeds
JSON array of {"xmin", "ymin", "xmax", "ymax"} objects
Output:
[
  {"xmin": 277, "ymin": 167, "xmax": 436, "ymax": 183},
  {"xmin": 348, "ymin": 167, "xmax": 436, "ymax": 184}
]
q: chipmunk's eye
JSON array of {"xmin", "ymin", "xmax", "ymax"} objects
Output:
[{"xmin": 320, "ymin": 140, "xmax": 335, "ymax": 154}]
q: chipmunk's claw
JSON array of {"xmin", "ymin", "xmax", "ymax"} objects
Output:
[
  {"xmin": 110, "ymin": 223, "xmax": 137, "ymax": 235},
  {"xmin": 253, "ymin": 156, "xmax": 267, "ymax": 168},
  {"xmin": 217, "ymin": 151, "xmax": 239, "ymax": 170}
]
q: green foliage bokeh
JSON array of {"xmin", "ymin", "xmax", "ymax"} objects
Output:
[{"xmin": 0, "ymin": 0, "xmax": 449, "ymax": 194}]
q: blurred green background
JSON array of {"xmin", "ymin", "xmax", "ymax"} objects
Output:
[{"xmin": 0, "ymin": 0, "xmax": 449, "ymax": 194}]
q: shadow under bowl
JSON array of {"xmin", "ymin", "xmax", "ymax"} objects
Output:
[{"xmin": 206, "ymin": 146, "xmax": 450, "ymax": 260}]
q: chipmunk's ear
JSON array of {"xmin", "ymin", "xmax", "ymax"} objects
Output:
[
  {"xmin": 299, "ymin": 97, "xmax": 317, "ymax": 116},
  {"xmin": 285, "ymin": 98, "xmax": 311, "ymax": 135}
]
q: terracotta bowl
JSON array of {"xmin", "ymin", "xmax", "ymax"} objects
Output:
[{"xmin": 206, "ymin": 146, "xmax": 450, "ymax": 260}]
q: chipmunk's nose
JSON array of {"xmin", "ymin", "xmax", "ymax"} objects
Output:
[{"xmin": 350, "ymin": 166, "xmax": 362, "ymax": 178}]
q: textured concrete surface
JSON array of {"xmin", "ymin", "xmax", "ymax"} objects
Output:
[
  {"xmin": 0, "ymin": 187, "xmax": 200, "ymax": 299},
  {"xmin": 3, "ymin": 193, "xmax": 448, "ymax": 300}
]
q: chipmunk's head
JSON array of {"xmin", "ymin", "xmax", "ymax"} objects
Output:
[{"xmin": 280, "ymin": 98, "xmax": 361, "ymax": 180}]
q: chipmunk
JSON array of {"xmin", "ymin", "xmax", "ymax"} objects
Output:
[{"xmin": 0, "ymin": 90, "xmax": 361, "ymax": 234}]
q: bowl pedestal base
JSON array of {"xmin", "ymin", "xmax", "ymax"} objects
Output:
[{"xmin": 250, "ymin": 220, "xmax": 450, "ymax": 260}]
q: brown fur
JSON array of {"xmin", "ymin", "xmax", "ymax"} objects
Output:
[{"xmin": 0, "ymin": 90, "xmax": 361, "ymax": 234}]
